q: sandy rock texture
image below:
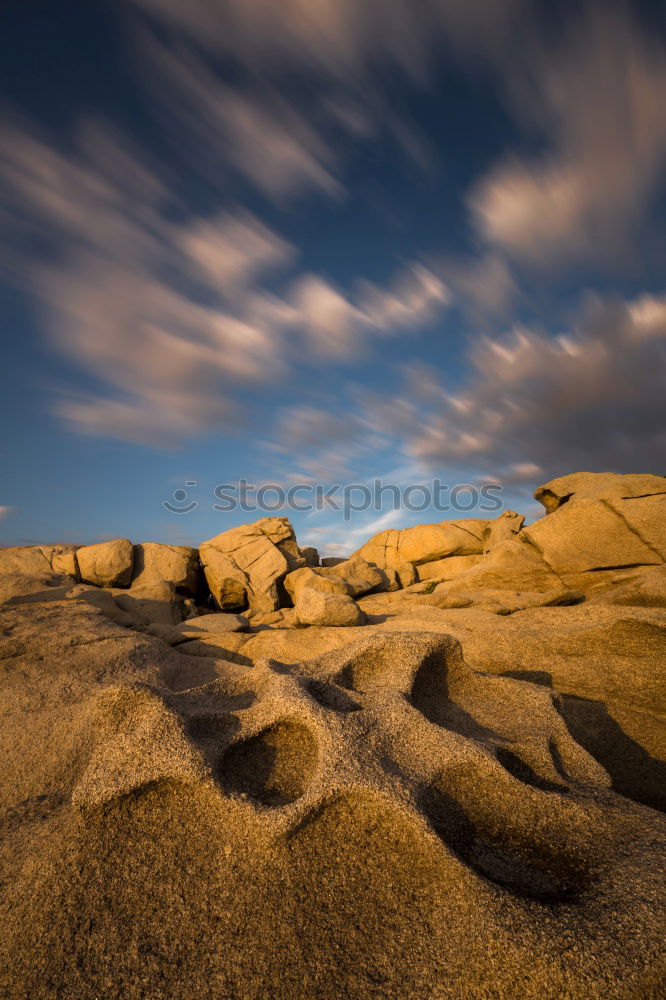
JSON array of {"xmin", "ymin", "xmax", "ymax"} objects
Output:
[{"xmin": 0, "ymin": 600, "xmax": 664, "ymax": 1000}]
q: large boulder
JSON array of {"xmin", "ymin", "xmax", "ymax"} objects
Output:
[
  {"xmin": 39, "ymin": 545, "xmax": 80, "ymax": 579},
  {"xmin": 523, "ymin": 497, "xmax": 664, "ymax": 590},
  {"xmin": 199, "ymin": 517, "xmax": 300, "ymax": 612},
  {"xmin": 353, "ymin": 519, "xmax": 489, "ymax": 570},
  {"xmin": 425, "ymin": 537, "xmax": 561, "ymax": 595},
  {"xmin": 294, "ymin": 588, "xmax": 366, "ymax": 626},
  {"xmin": 113, "ymin": 579, "xmax": 181, "ymax": 625},
  {"xmin": 325, "ymin": 555, "xmax": 386, "ymax": 596},
  {"xmin": 284, "ymin": 566, "xmax": 352, "ymax": 602},
  {"xmin": 131, "ymin": 543, "xmax": 200, "ymax": 596},
  {"xmin": 534, "ymin": 471, "xmax": 666, "ymax": 513},
  {"xmin": 77, "ymin": 540, "xmax": 133, "ymax": 588},
  {"xmin": 0, "ymin": 545, "xmax": 81, "ymax": 582},
  {"xmin": 284, "ymin": 555, "xmax": 387, "ymax": 603},
  {"xmin": 0, "ymin": 546, "xmax": 52, "ymax": 576}
]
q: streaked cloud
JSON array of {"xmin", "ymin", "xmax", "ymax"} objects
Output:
[
  {"xmin": 270, "ymin": 294, "xmax": 666, "ymax": 480},
  {"xmin": 401, "ymin": 294, "xmax": 666, "ymax": 474},
  {"xmin": 181, "ymin": 210, "xmax": 295, "ymax": 290},
  {"xmin": 130, "ymin": 0, "xmax": 523, "ymax": 80},
  {"xmin": 470, "ymin": 9, "xmax": 666, "ymax": 264},
  {"xmin": 286, "ymin": 264, "xmax": 449, "ymax": 359},
  {"xmin": 139, "ymin": 36, "xmax": 344, "ymax": 201},
  {"xmin": 0, "ymin": 116, "xmax": 448, "ymax": 443},
  {"xmin": 432, "ymin": 252, "xmax": 516, "ymax": 320}
]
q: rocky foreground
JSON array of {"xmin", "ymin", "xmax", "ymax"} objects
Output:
[{"xmin": 0, "ymin": 471, "xmax": 665, "ymax": 999}]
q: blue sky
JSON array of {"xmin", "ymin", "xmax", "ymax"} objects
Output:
[{"xmin": 1, "ymin": 0, "xmax": 665, "ymax": 554}]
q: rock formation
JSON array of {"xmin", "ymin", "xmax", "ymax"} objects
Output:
[
  {"xmin": 1, "ymin": 471, "xmax": 665, "ymax": 999},
  {"xmin": 199, "ymin": 517, "xmax": 304, "ymax": 612}
]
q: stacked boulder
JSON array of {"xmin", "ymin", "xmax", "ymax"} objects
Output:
[
  {"xmin": 1, "ymin": 472, "xmax": 663, "ymax": 630},
  {"xmin": 0, "ymin": 538, "xmax": 203, "ymax": 629},
  {"xmin": 410, "ymin": 472, "xmax": 666, "ymax": 612},
  {"xmin": 199, "ymin": 517, "xmax": 305, "ymax": 613}
]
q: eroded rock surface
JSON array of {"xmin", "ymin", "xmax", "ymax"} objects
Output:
[{"xmin": 0, "ymin": 601, "xmax": 664, "ymax": 1000}]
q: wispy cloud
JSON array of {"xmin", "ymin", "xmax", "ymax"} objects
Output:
[
  {"xmin": 286, "ymin": 264, "xmax": 449, "ymax": 360},
  {"xmin": 268, "ymin": 294, "xmax": 666, "ymax": 480},
  {"xmin": 470, "ymin": 8, "xmax": 666, "ymax": 265},
  {"xmin": 130, "ymin": 0, "xmax": 523, "ymax": 80},
  {"xmin": 0, "ymin": 115, "xmax": 448, "ymax": 444},
  {"xmin": 392, "ymin": 294, "xmax": 666, "ymax": 475},
  {"xmin": 139, "ymin": 36, "xmax": 344, "ymax": 201}
]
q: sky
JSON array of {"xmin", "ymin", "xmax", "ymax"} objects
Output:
[{"xmin": 0, "ymin": 0, "xmax": 665, "ymax": 554}]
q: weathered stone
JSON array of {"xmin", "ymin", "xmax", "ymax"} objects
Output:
[
  {"xmin": 432, "ymin": 537, "xmax": 560, "ymax": 593},
  {"xmin": 259, "ymin": 517, "xmax": 306, "ymax": 572},
  {"xmin": 40, "ymin": 545, "xmax": 80, "ymax": 579},
  {"xmin": 482, "ymin": 510, "xmax": 524, "ymax": 552},
  {"xmin": 77, "ymin": 540, "xmax": 134, "ymax": 588},
  {"xmin": 294, "ymin": 588, "xmax": 366, "ymax": 627},
  {"xmin": 0, "ymin": 546, "xmax": 52, "ymax": 577},
  {"xmin": 590, "ymin": 565, "xmax": 666, "ymax": 607},
  {"xmin": 395, "ymin": 562, "xmax": 417, "ymax": 589},
  {"xmin": 353, "ymin": 519, "xmax": 489, "ymax": 569},
  {"xmin": 200, "ymin": 550, "xmax": 248, "ymax": 610},
  {"xmin": 113, "ymin": 579, "xmax": 181, "ymax": 625},
  {"xmin": 607, "ymin": 495, "xmax": 666, "ymax": 560},
  {"xmin": 284, "ymin": 566, "xmax": 352, "ymax": 602},
  {"xmin": 144, "ymin": 613, "xmax": 250, "ymax": 644},
  {"xmin": 417, "ymin": 554, "xmax": 482, "ymax": 581},
  {"xmin": 299, "ymin": 546, "xmax": 320, "ymax": 567},
  {"xmin": 524, "ymin": 499, "xmax": 662, "ymax": 579},
  {"xmin": 284, "ymin": 555, "xmax": 388, "ymax": 604},
  {"xmin": 326, "ymin": 555, "xmax": 386, "ymax": 596},
  {"xmin": 132, "ymin": 543, "xmax": 201, "ymax": 595},
  {"xmin": 200, "ymin": 518, "xmax": 299, "ymax": 612},
  {"xmin": 0, "ymin": 572, "xmax": 74, "ymax": 606},
  {"xmin": 175, "ymin": 612, "xmax": 250, "ymax": 637},
  {"xmin": 535, "ymin": 471, "xmax": 666, "ymax": 513},
  {"xmin": 380, "ymin": 568, "xmax": 401, "ymax": 592},
  {"xmin": 427, "ymin": 586, "xmax": 585, "ymax": 615},
  {"xmin": 65, "ymin": 584, "xmax": 140, "ymax": 626}
]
